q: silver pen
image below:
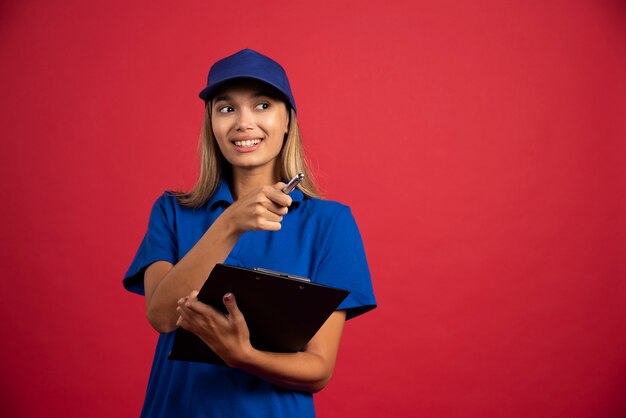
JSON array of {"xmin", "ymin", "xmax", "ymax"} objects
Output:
[{"xmin": 282, "ymin": 173, "xmax": 304, "ymax": 194}]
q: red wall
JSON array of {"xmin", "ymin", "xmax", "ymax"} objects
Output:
[{"xmin": 2, "ymin": 1, "xmax": 625, "ymax": 417}]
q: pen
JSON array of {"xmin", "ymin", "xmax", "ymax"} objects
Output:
[{"xmin": 282, "ymin": 173, "xmax": 304, "ymax": 194}]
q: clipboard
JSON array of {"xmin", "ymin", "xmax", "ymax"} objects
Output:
[{"xmin": 168, "ymin": 263, "xmax": 350, "ymax": 365}]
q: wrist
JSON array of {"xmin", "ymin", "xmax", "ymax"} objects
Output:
[
  {"xmin": 216, "ymin": 206, "xmax": 244, "ymax": 239},
  {"xmin": 228, "ymin": 342, "xmax": 257, "ymax": 369}
]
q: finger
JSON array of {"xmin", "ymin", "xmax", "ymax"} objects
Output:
[
  {"xmin": 263, "ymin": 200, "xmax": 289, "ymax": 217},
  {"xmin": 176, "ymin": 305, "xmax": 192, "ymax": 322},
  {"xmin": 249, "ymin": 197, "xmax": 285, "ymax": 221},
  {"xmin": 178, "ymin": 296, "xmax": 189, "ymax": 307},
  {"xmin": 257, "ymin": 218, "xmax": 282, "ymax": 231},
  {"xmin": 251, "ymin": 189, "xmax": 288, "ymax": 215},
  {"xmin": 259, "ymin": 204, "xmax": 286, "ymax": 220},
  {"xmin": 177, "ymin": 302, "xmax": 194, "ymax": 316},
  {"xmin": 177, "ymin": 315, "xmax": 193, "ymax": 332},
  {"xmin": 177, "ymin": 304, "xmax": 210, "ymax": 331},
  {"xmin": 266, "ymin": 188, "xmax": 292, "ymax": 208},
  {"xmin": 186, "ymin": 299, "xmax": 220, "ymax": 317},
  {"xmin": 223, "ymin": 293, "xmax": 244, "ymax": 322},
  {"xmin": 273, "ymin": 181, "xmax": 287, "ymax": 190},
  {"xmin": 186, "ymin": 290, "xmax": 199, "ymax": 305}
]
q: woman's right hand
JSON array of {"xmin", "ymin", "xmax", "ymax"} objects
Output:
[{"xmin": 222, "ymin": 182, "xmax": 292, "ymax": 232}]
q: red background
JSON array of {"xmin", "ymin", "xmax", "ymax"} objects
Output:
[{"xmin": 2, "ymin": 0, "xmax": 625, "ymax": 417}]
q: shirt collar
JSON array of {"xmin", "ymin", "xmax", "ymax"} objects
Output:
[
  {"xmin": 208, "ymin": 178, "xmax": 234, "ymax": 207},
  {"xmin": 208, "ymin": 177, "xmax": 305, "ymax": 208}
]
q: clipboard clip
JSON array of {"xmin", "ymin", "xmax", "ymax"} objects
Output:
[{"xmin": 253, "ymin": 267, "xmax": 312, "ymax": 283}]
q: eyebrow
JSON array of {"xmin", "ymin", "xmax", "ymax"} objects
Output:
[{"xmin": 212, "ymin": 91, "xmax": 277, "ymax": 104}]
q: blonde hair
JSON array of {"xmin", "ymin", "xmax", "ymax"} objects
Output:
[{"xmin": 174, "ymin": 106, "xmax": 320, "ymax": 208}]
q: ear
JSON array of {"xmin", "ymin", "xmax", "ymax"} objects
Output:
[{"xmin": 285, "ymin": 104, "xmax": 292, "ymax": 130}]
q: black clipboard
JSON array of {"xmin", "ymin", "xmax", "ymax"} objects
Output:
[{"xmin": 168, "ymin": 264, "xmax": 350, "ymax": 365}]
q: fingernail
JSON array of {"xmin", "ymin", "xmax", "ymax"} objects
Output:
[{"xmin": 224, "ymin": 293, "xmax": 232, "ymax": 302}]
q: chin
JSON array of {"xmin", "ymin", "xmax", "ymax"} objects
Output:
[{"xmin": 228, "ymin": 157, "xmax": 276, "ymax": 171}]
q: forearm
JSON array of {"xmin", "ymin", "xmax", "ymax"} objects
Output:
[
  {"xmin": 233, "ymin": 348, "xmax": 334, "ymax": 393},
  {"xmin": 226, "ymin": 311, "xmax": 347, "ymax": 393},
  {"xmin": 177, "ymin": 292, "xmax": 346, "ymax": 392},
  {"xmin": 147, "ymin": 212, "xmax": 242, "ymax": 332}
]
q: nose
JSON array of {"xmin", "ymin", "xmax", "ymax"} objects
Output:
[{"xmin": 235, "ymin": 108, "xmax": 254, "ymax": 131}]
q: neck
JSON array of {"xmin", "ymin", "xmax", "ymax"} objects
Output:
[{"xmin": 231, "ymin": 164, "xmax": 279, "ymax": 200}]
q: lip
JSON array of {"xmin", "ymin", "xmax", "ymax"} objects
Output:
[{"xmin": 231, "ymin": 137, "xmax": 263, "ymax": 153}]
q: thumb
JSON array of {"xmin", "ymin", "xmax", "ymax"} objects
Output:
[{"xmin": 223, "ymin": 293, "xmax": 243, "ymax": 321}]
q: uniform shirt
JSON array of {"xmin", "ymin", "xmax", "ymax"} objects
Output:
[{"xmin": 124, "ymin": 179, "xmax": 377, "ymax": 418}]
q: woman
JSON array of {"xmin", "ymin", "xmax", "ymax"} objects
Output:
[{"xmin": 124, "ymin": 48, "xmax": 376, "ymax": 417}]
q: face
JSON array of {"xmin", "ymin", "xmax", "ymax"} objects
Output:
[{"xmin": 210, "ymin": 80, "xmax": 290, "ymax": 175}]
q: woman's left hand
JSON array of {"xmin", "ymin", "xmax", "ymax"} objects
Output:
[{"xmin": 176, "ymin": 291, "xmax": 253, "ymax": 367}]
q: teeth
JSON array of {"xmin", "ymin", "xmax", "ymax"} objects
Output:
[{"xmin": 234, "ymin": 139, "xmax": 261, "ymax": 147}]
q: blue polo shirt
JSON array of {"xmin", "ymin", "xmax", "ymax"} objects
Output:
[{"xmin": 123, "ymin": 179, "xmax": 376, "ymax": 418}]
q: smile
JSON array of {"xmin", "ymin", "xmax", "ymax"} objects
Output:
[{"xmin": 233, "ymin": 139, "xmax": 262, "ymax": 147}]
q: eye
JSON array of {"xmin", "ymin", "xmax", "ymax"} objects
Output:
[
  {"xmin": 255, "ymin": 102, "xmax": 270, "ymax": 110},
  {"xmin": 218, "ymin": 105, "xmax": 235, "ymax": 113}
]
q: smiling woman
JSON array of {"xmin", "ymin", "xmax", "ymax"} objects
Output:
[
  {"xmin": 123, "ymin": 49, "xmax": 376, "ymax": 418},
  {"xmin": 176, "ymin": 56, "xmax": 319, "ymax": 208}
]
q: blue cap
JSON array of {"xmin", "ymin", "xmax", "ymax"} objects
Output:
[{"xmin": 199, "ymin": 49, "xmax": 297, "ymax": 112}]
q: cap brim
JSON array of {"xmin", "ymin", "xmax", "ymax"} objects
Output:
[{"xmin": 198, "ymin": 75, "xmax": 294, "ymax": 111}]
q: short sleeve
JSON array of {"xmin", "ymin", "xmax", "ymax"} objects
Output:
[
  {"xmin": 123, "ymin": 193, "xmax": 178, "ymax": 296},
  {"xmin": 313, "ymin": 206, "xmax": 377, "ymax": 320}
]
